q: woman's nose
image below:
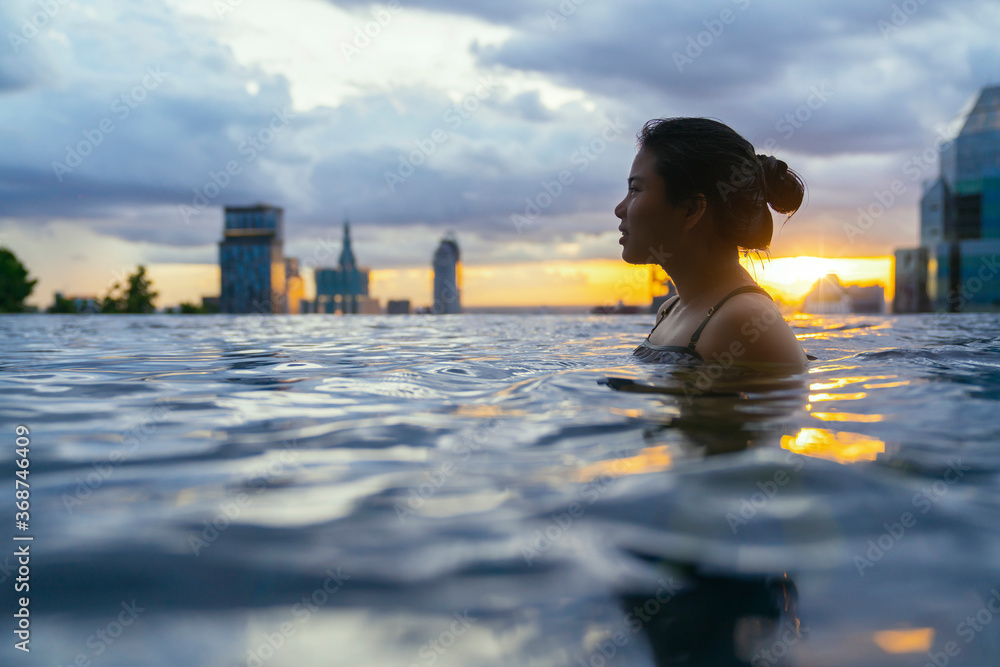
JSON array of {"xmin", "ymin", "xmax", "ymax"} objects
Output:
[{"xmin": 614, "ymin": 198, "xmax": 626, "ymax": 219}]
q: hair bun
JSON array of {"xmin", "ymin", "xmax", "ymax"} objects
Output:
[{"xmin": 756, "ymin": 153, "xmax": 803, "ymax": 215}]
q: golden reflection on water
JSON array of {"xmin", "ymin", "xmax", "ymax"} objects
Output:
[
  {"xmin": 810, "ymin": 376, "xmax": 896, "ymax": 391},
  {"xmin": 862, "ymin": 380, "xmax": 910, "ymax": 389},
  {"xmin": 780, "ymin": 427, "xmax": 885, "ymax": 463},
  {"xmin": 811, "ymin": 412, "xmax": 884, "ymax": 423},
  {"xmin": 808, "ymin": 392, "xmax": 867, "ymax": 402},
  {"xmin": 574, "ymin": 445, "xmax": 673, "ymax": 482},
  {"xmin": 872, "ymin": 628, "xmax": 935, "ymax": 653}
]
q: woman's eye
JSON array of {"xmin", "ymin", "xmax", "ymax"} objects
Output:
[{"xmin": 628, "ymin": 187, "xmax": 637, "ymax": 194}]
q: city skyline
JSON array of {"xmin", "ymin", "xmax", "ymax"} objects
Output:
[{"xmin": 2, "ymin": 1, "xmax": 998, "ymax": 308}]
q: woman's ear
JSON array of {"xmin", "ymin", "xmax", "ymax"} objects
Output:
[{"xmin": 681, "ymin": 194, "xmax": 708, "ymax": 231}]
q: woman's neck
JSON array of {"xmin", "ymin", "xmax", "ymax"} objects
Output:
[{"xmin": 664, "ymin": 247, "xmax": 754, "ymax": 305}]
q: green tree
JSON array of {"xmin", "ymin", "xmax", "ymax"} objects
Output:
[
  {"xmin": 0, "ymin": 248, "xmax": 38, "ymax": 313},
  {"xmin": 100, "ymin": 265, "xmax": 159, "ymax": 313},
  {"xmin": 178, "ymin": 302, "xmax": 205, "ymax": 314},
  {"xmin": 49, "ymin": 294, "xmax": 79, "ymax": 314}
]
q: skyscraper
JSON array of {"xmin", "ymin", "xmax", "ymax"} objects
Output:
[
  {"xmin": 219, "ymin": 204, "xmax": 286, "ymax": 314},
  {"xmin": 285, "ymin": 257, "xmax": 305, "ymax": 315},
  {"xmin": 895, "ymin": 85, "xmax": 1000, "ymax": 312},
  {"xmin": 432, "ymin": 232, "xmax": 462, "ymax": 314},
  {"xmin": 315, "ymin": 221, "xmax": 373, "ymax": 314}
]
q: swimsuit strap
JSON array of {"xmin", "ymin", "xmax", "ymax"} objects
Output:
[
  {"xmin": 686, "ymin": 285, "xmax": 772, "ymax": 351},
  {"xmin": 649, "ymin": 295, "xmax": 681, "ymax": 335}
]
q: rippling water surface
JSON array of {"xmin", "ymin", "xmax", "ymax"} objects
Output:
[{"xmin": 3, "ymin": 312, "xmax": 1000, "ymax": 666}]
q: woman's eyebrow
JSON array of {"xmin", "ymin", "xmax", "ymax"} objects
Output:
[{"xmin": 627, "ymin": 176, "xmax": 644, "ymax": 185}]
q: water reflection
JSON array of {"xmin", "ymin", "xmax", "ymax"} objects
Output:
[
  {"xmin": 600, "ymin": 364, "xmax": 810, "ymax": 460},
  {"xmin": 618, "ymin": 567, "xmax": 802, "ymax": 667},
  {"xmin": 781, "ymin": 427, "xmax": 887, "ymax": 464}
]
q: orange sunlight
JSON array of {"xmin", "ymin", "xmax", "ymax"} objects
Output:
[
  {"xmin": 143, "ymin": 255, "xmax": 892, "ymax": 310},
  {"xmin": 370, "ymin": 256, "xmax": 892, "ymax": 309}
]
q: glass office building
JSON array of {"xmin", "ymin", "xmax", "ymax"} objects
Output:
[
  {"xmin": 896, "ymin": 85, "xmax": 1000, "ymax": 312},
  {"xmin": 219, "ymin": 204, "xmax": 287, "ymax": 314}
]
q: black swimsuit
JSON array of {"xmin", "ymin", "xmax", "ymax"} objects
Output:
[{"xmin": 632, "ymin": 285, "xmax": 775, "ymax": 363}]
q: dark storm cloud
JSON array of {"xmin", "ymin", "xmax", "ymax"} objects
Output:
[
  {"xmin": 476, "ymin": 0, "xmax": 999, "ymax": 157},
  {"xmin": 2, "ymin": 0, "xmax": 999, "ymax": 261}
]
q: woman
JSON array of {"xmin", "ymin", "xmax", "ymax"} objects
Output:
[{"xmin": 616, "ymin": 117, "xmax": 809, "ymax": 367}]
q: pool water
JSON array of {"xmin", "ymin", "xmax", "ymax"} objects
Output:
[{"xmin": 2, "ymin": 312, "xmax": 1000, "ymax": 666}]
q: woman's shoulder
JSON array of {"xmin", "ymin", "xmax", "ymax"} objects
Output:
[{"xmin": 696, "ymin": 290, "xmax": 806, "ymax": 366}]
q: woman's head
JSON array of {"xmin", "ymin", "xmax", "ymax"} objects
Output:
[{"xmin": 626, "ymin": 117, "xmax": 804, "ymax": 253}]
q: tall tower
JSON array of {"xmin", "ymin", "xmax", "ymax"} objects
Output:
[
  {"xmin": 916, "ymin": 85, "xmax": 1000, "ymax": 311},
  {"xmin": 432, "ymin": 232, "xmax": 462, "ymax": 314},
  {"xmin": 315, "ymin": 220, "xmax": 371, "ymax": 314},
  {"xmin": 219, "ymin": 204, "xmax": 286, "ymax": 314}
]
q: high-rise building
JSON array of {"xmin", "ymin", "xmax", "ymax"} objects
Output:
[
  {"xmin": 893, "ymin": 248, "xmax": 931, "ymax": 314},
  {"xmin": 432, "ymin": 232, "xmax": 462, "ymax": 314},
  {"xmin": 895, "ymin": 85, "xmax": 1000, "ymax": 312},
  {"xmin": 315, "ymin": 221, "xmax": 377, "ymax": 314},
  {"xmin": 285, "ymin": 258, "xmax": 305, "ymax": 315},
  {"xmin": 219, "ymin": 204, "xmax": 286, "ymax": 314},
  {"xmin": 387, "ymin": 299, "xmax": 411, "ymax": 314}
]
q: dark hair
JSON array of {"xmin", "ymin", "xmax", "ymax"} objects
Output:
[{"xmin": 637, "ymin": 117, "xmax": 805, "ymax": 251}]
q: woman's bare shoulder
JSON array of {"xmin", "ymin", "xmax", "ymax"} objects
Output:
[{"xmin": 697, "ymin": 291, "xmax": 806, "ymax": 366}]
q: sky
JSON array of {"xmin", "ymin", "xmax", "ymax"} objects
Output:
[{"xmin": 1, "ymin": 0, "xmax": 998, "ymax": 308}]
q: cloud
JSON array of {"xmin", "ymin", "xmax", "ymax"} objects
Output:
[
  {"xmin": 323, "ymin": 0, "xmax": 543, "ymax": 24},
  {"xmin": 2, "ymin": 0, "xmax": 1000, "ymax": 274}
]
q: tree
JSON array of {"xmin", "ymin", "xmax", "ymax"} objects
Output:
[
  {"xmin": 0, "ymin": 248, "xmax": 38, "ymax": 313},
  {"xmin": 100, "ymin": 265, "xmax": 159, "ymax": 313},
  {"xmin": 49, "ymin": 294, "xmax": 79, "ymax": 314}
]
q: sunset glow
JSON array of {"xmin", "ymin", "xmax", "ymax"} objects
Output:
[
  {"xmin": 139, "ymin": 255, "xmax": 893, "ymax": 310},
  {"xmin": 372, "ymin": 255, "xmax": 892, "ymax": 309}
]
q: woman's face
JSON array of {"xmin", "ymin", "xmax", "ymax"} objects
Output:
[{"xmin": 614, "ymin": 147, "xmax": 687, "ymax": 266}]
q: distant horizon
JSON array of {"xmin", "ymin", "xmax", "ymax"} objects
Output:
[{"xmin": 18, "ymin": 254, "xmax": 893, "ymax": 312}]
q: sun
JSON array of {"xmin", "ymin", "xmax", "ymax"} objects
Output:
[{"xmin": 742, "ymin": 256, "xmax": 893, "ymax": 303}]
